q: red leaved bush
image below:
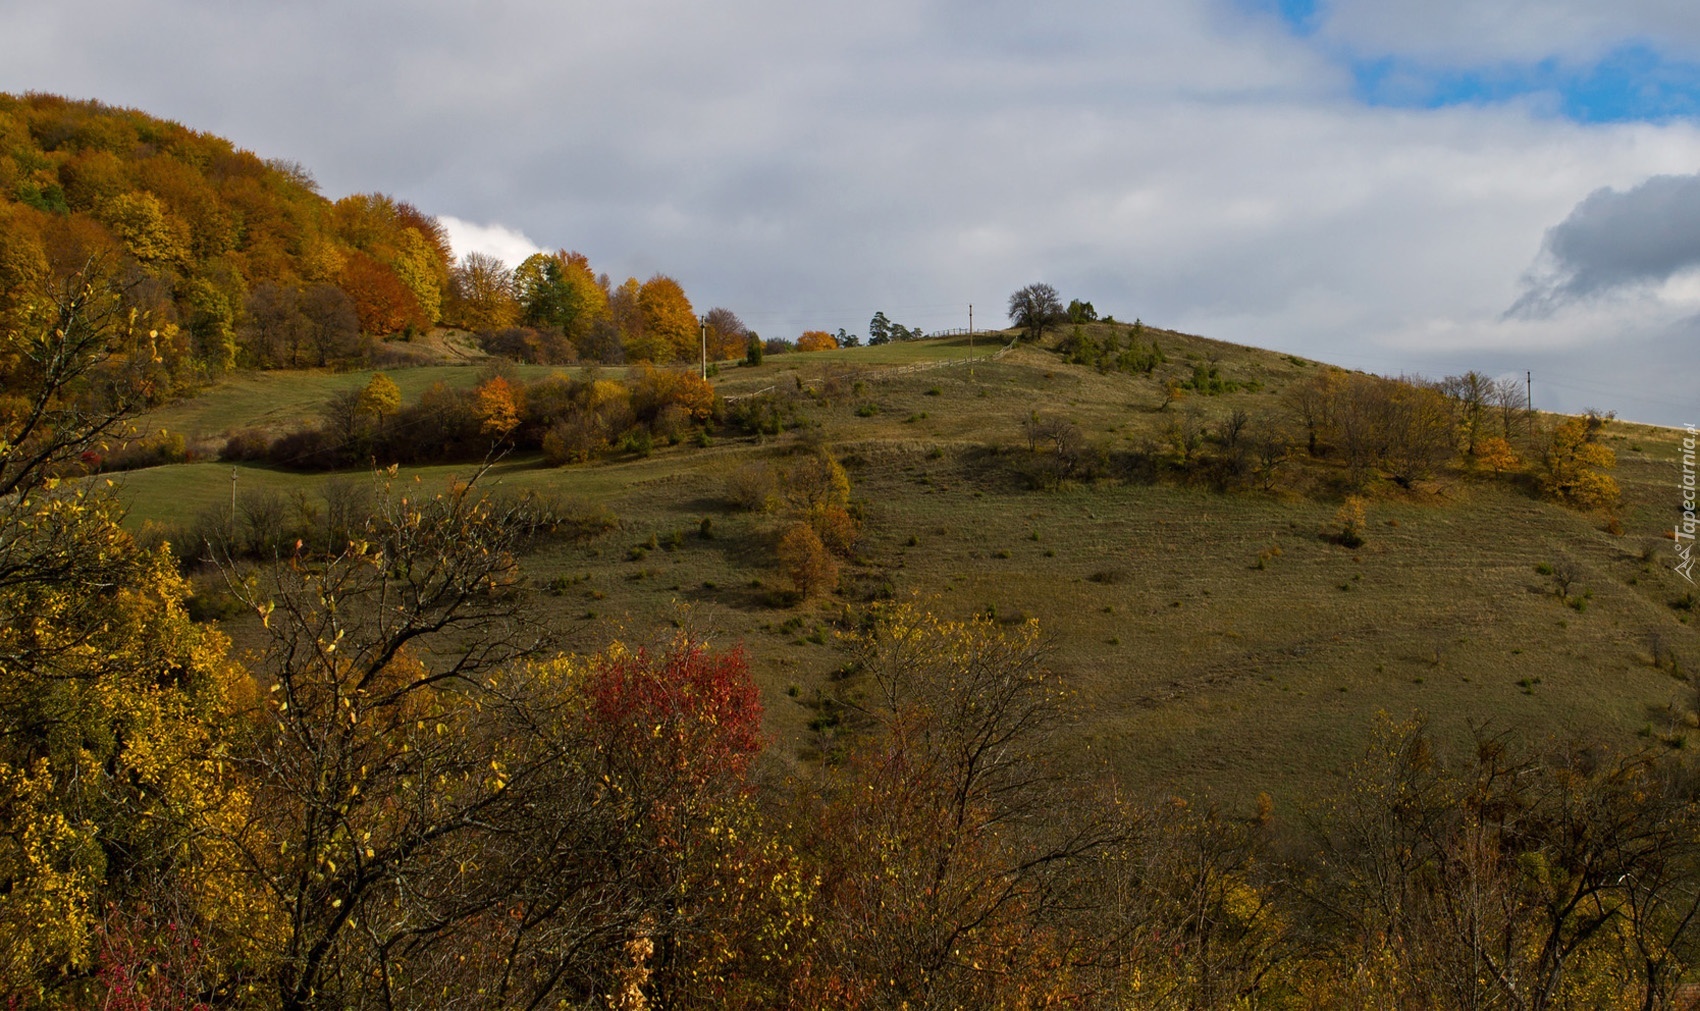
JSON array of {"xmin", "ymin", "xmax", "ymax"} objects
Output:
[
  {"xmin": 586, "ymin": 637, "xmax": 764, "ymax": 789},
  {"xmin": 93, "ymin": 907, "xmax": 211, "ymax": 1011}
]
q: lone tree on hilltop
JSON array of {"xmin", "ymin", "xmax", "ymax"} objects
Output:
[{"xmin": 1008, "ymin": 282, "xmax": 1064, "ymax": 343}]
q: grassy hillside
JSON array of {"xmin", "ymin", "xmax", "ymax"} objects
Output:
[{"xmin": 119, "ymin": 326, "xmax": 1698, "ymax": 808}]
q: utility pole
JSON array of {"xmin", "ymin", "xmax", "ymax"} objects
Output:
[
  {"xmin": 968, "ymin": 304, "xmax": 975, "ymax": 376},
  {"xmin": 700, "ymin": 316, "xmax": 708, "ymax": 381},
  {"xmin": 230, "ymin": 466, "xmax": 238, "ymax": 542},
  {"xmin": 1526, "ymin": 371, "xmax": 1534, "ymax": 439}
]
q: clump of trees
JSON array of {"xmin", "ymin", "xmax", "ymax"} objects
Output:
[
  {"xmin": 1059, "ymin": 320, "xmax": 1165, "ymax": 375},
  {"xmin": 866, "ymin": 311, "xmax": 923, "ymax": 344},
  {"xmin": 1540, "ymin": 412, "xmax": 1620, "ymax": 512},
  {"xmin": 236, "ymin": 365, "xmax": 717, "ymax": 471},
  {"xmin": 1008, "ymin": 353, "xmax": 1616, "ymax": 526},
  {"xmin": 0, "ymin": 94, "xmax": 749, "ymax": 379},
  {"xmin": 725, "ymin": 439, "xmax": 861, "ymax": 599}
]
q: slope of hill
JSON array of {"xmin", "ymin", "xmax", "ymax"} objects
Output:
[{"xmin": 118, "ymin": 324, "xmax": 1697, "ymax": 807}]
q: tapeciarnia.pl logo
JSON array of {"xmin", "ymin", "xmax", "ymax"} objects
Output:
[{"xmin": 1678, "ymin": 424, "xmax": 1696, "ymax": 584}]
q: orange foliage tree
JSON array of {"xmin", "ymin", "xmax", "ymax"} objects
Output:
[
  {"xmin": 475, "ymin": 375, "xmax": 524, "ymax": 436},
  {"xmin": 339, "ymin": 251, "xmax": 426, "ymax": 336},
  {"xmin": 796, "ymin": 330, "xmax": 838, "ymax": 352},
  {"xmin": 777, "ymin": 523, "xmax": 838, "ymax": 598}
]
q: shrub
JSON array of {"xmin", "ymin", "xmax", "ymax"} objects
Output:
[
  {"xmin": 1476, "ymin": 436, "xmax": 1521, "ymax": 474},
  {"xmin": 809, "ymin": 503, "xmax": 860, "ymax": 556},
  {"xmin": 1331, "ymin": 496, "xmax": 1367, "ymax": 548},
  {"xmin": 780, "ymin": 449, "xmax": 852, "ymax": 513},
  {"xmin": 542, "ymin": 409, "xmax": 608, "ymax": 465},
  {"xmin": 220, "ymin": 428, "xmax": 271, "ymax": 462},
  {"xmin": 726, "ymin": 461, "xmax": 779, "ymax": 511},
  {"xmin": 778, "ymin": 522, "xmax": 839, "ymax": 599}
]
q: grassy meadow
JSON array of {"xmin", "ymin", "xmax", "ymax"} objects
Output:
[{"xmin": 117, "ymin": 327, "xmax": 1699, "ymax": 809}]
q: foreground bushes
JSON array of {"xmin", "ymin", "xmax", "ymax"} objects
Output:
[{"xmin": 13, "ymin": 486, "xmax": 1700, "ymax": 1009}]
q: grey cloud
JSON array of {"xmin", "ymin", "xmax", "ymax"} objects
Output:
[{"xmin": 1510, "ymin": 173, "xmax": 1700, "ymax": 317}]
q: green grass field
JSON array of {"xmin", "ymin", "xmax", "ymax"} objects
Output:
[{"xmin": 120, "ymin": 328, "xmax": 1700, "ymax": 809}]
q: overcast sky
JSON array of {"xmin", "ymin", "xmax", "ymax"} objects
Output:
[{"xmin": 4, "ymin": 0, "xmax": 1699, "ymax": 424}]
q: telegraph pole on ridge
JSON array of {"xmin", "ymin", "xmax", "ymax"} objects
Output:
[{"xmin": 700, "ymin": 316, "xmax": 708, "ymax": 380}]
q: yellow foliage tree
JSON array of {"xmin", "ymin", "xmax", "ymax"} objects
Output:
[
  {"xmin": 1476, "ymin": 435, "xmax": 1521, "ymax": 474},
  {"xmin": 97, "ymin": 190, "xmax": 189, "ymax": 267},
  {"xmin": 0, "ymin": 488, "xmax": 263, "ymax": 1002},
  {"xmin": 356, "ymin": 371, "xmax": 402, "ymax": 422},
  {"xmin": 633, "ymin": 274, "xmax": 697, "ymax": 363},
  {"xmin": 1540, "ymin": 416, "xmax": 1620, "ymax": 512},
  {"xmin": 390, "ymin": 227, "xmax": 444, "ymax": 323}
]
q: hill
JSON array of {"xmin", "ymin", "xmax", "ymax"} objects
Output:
[
  {"xmin": 0, "ymin": 93, "xmax": 772, "ymax": 415},
  {"xmin": 117, "ymin": 323, "xmax": 1697, "ymax": 807}
]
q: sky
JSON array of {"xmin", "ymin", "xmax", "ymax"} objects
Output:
[{"xmin": 3, "ymin": 0, "xmax": 1699, "ymax": 425}]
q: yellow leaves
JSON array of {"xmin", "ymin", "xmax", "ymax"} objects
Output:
[
  {"xmin": 0, "ymin": 759, "xmax": 98, "ymax": 980},
  {"xmin": 1541, "ymin": 416, "xmax": 1621, "ymax": 512}
]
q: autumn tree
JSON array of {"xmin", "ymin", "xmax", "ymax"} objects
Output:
[
  {"xmin": 474, "ymin": 373, "xmax": 523, "ymax": 437},
  {"xmin": 512, "ymin": 250, "xmax": 613, "ymax": 361},
  {"xmin": 0, "ymin": 263, "xmax": 259, "ymax": 1003},
  {"xmin": 621, "ymin": 274, "xmax": 696, "ymax": 363},
  {"xmin": 356, "ymin": 371, "xmax": 401, "ymax": 425},
  {"xmin": 804, "ymin": 603, "xmax": 1117, "ymax": 1007},
  {"xmin": 339, "ymin": 250, "xmax": 426, "ymax": 337},
  {"xmin": 1298, "ymin": 718, "xmax": 1700, "ymax": 1010},
  {"xmin": 1282, "ymin": 367, "xmax": 1342, "ymax": 457},
  {"xmin": 447, "ymin": 251, "xmax": 519, "ymax": 332},
  {"xmin": 795, "ymin": 330, "xmax": 838, "ymax": 352},
  {"xmin": 240, "ymin": 281, "xmax": 309, "ymax": 367},
  {"xmin": 1380, "ymin": 380, "xmax": 1456, "ymax": 486},
  {"xmin": 1476, "ymin": 435, "xmax": 1521, "ymax": 474},
  {"xmin": 777, "ymin": 522, "xmax": 838, "ymax": 598},
  {"xmin": 299, "ymin": 284, "xmax": 362, "ymax": 365},
  {"xmin": 0, "ymin": 204, "xmax": 50, "ymax": 337},
  {"xmin": 0, "ymin": 260, "xmax": 145, "ymax": 496},
  {"xmin": 609, "ymin": 276, "xmax": 644, "ymax": 359},
  {"xmin": 703, "ymin": 306, "xmax": 750, "ymax": 361},
  {"xmin": 1540, "ymin": 414, "xmax": 1620, "ymax": 512},
  {"xmin": 390, "ymin": 226, "xmax": 446, "ymax": 323},
  {"xmin": 1438, "ymin": 370, "xmax": 1496, "ymax": 455},
  {"xmin": 97, "ymin": 190, "xmax": 189, "ymax": 269},
  {"xmin": 227, "ymin": 475, "xmax": 558, "ymax": 1010}
]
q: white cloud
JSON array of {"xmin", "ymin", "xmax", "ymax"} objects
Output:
[{"xmin": 436, "ymin": 217, "xmax": 546, "ymax": 269}]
